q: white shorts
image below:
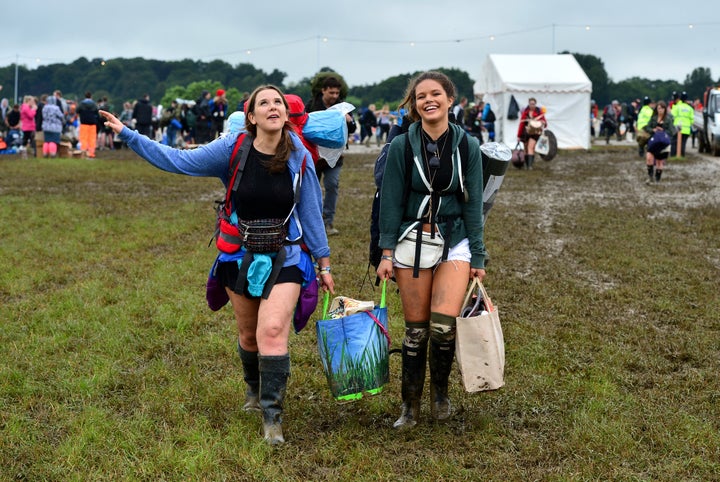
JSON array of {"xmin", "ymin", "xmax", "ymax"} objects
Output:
[{"xmin": 393, "ymin": 238, "xmax": 471, "ymax": 268}]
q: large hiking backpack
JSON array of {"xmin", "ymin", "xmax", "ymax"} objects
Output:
[
  {"xmin": 215, "ymin": 133, "xmax": 307, "ymax": 254},
  {"xmin": 368, "ymin": 120, "xmax": 468, "ymax": 271}
]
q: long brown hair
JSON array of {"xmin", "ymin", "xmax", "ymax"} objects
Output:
[
  {"xmin": 398, "ymin": 71, "xmax": 457, "ymax": 123},
  {"xmin": 244, "ymin": 85, "xmax": 295, "ymax": 173},
  {"xmin": 654, "ymin": 100, "xmax": 668, "ymax": 122}
]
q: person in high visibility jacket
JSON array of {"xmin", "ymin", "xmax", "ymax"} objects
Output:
[
  {"xmin": 671, "ymin": 91, "xmax": 694, "ymax": 157},
  {"xmin": 636, "ymin": 96, "xmax": 654, "ymax": 156}
]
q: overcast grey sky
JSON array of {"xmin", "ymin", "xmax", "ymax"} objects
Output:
[{"xmin": 2, "ymin": 0, "xmax": 718, "ymax": 88}]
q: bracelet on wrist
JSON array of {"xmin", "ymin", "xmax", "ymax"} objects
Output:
[
  {"xmin": 318, "ymin": 266, "xmax": 331, "ymax": 274},
  {"xmin": 381, "ymin": 255, "xmax": 393, "ymax": 262}
]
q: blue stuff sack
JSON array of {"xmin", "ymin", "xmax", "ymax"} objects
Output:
[
  {"xmin": 647, "ymin": 130, "xmax": 672, "ymax": 155},
  {"xmin": 315, "ymin": 280, "xmax": 390, "ymax": 401},
  {"xmin": 303, "ymin": 110, "xmax": 348, "ymax": 149}
]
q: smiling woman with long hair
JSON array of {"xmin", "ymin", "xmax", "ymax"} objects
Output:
[
  {"xmin": 376, "ymin": 71, "xmax": 487, "ymax": 429},
  {"xmin": 100, "ymin": 85, "xmax": 335, "ymax": 445}
]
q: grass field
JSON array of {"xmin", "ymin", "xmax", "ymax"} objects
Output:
[{"xmin": 1, "ymin": 144, "xmax": 719, "ymax": 480}]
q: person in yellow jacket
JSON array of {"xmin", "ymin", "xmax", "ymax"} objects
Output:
[
  {"xmin": 636, "ymin": 96, "xmax": 654, "ymax": 156},
  {"xmin": 671, "ymin": 91, "xmax": 694, "ymax": 157}
]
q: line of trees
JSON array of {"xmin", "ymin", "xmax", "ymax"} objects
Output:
[{"xmin": 0, "ymin": 54, "xmax": 716, "ymax": 113}]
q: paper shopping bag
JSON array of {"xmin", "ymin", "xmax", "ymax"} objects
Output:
[{"xmin": 455, "ymin": 278, "xmax": 505, "ymax": 392}]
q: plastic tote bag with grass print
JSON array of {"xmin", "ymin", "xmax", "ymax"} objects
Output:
[
  {"xmin": 316, "ymin": 280, "xmax": 390, "ymax": 401},
  {"xmin": 455, "ymin": 278, "xmax": 505, "ymax": 392}
]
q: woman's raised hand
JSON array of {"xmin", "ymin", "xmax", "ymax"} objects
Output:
[{"xmin": 99, "ymin": 110, "xmax": 124, "ymax": 135}]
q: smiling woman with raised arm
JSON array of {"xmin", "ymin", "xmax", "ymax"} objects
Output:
[
  {"xmin": 376, "ymin": 71, "xmax": 487, "ymax": 429},
  {"xmin": 101, "ymin": 85, "xmax": 334, "ymax": 445}
]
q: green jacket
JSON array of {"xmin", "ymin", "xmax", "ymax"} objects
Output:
[
  {"xmin": 378, "ymin": 121, "xmax": 487, "ymax": 269},
  {"xmin": 644, "ymin": 112, "xmax": 676, "ymax": 137}
]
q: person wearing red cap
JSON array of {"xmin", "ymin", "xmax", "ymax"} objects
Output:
[{"xmin": 211, "ymin": 89, "xmax": 228, "ymax": 139}]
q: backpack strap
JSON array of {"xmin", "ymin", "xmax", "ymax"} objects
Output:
[
  {"xmin": 224, "ymin": 133, "xmax": 253, "ymax": 215},
  {"xmin": 457, "ymin": 132, "xmax": 469, "ymax": 203},
  {"xmin": 402, "ymin": 129, "xmax": 470, "ymax": 277}
]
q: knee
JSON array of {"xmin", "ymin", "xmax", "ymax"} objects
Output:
[{"xmin": 238, "ymin": 331, "xmax": 258, "ymax": 350}]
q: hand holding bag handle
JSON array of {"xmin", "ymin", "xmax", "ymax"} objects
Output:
[
  {"xmin": 461, "ymin": 277, "xmax": 495, "ymax": 315},
  {"xmin": 322, "ymin": 279, "xmax": 390, "ymax": 347}
]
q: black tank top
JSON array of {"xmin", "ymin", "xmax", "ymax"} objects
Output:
[{"xmin": 234, "ymin": 146, "xmax": 293, "ymax": 220}]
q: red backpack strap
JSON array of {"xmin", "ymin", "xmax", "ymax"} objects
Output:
[{"xmin": 224, "ymin": 133, "xmax": 253, "ymax": 214}]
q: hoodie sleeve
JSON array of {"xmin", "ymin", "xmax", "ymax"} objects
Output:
[
  {"xmin": 119, "ymin": 127, "xmax": 234, "ymax": 184},
  {"xmin": 293, "ymin": 147, "xmax": 331, "ymax": 260}
]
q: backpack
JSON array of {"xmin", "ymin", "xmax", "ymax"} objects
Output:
[
  {"xmin": 368, "ymin": 121, "xmax": 469, "ymax": 271},
  {"xmin": 484, "ymin": 107, "xmax": 496, "ymax": 123},
  {"xmin": 213, "ymin": 132, "xmax": 314, "ymax": 316},
  {"xmin": 185, "ymin": 108, "xmax": 197, "ymax": 129},
  {"xmin": 215, "ymin": 133, "xmax": 307, "ymax": 254}
]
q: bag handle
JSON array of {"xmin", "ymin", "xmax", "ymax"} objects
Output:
[
  {"xmin": 366, "ymin": 309, "xmax": 391, "ymax": 348},
  {"xmin": 461, "ymin": 278, "xmax": 495, "ymax": 314},
  {"xmin": 322, "ymin": 278, "xmax": 387, "ymax": 319}
]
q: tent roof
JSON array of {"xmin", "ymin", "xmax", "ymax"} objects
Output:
[{"xmin": 479, "ymin": 54, "xmax": 592, "ymax": 94}]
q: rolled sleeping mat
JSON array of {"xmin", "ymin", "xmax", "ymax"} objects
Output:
[{"xmin": 479, "ymin": 142, "xmax": 512, "ymax": 224}]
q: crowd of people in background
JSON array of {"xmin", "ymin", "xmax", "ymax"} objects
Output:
[
  {"xmin": 589, "ymin": 91, "xmax": 701, "ymax": 185},
  {"xmin": 355, "ymin": 95, "xmax": 496, "ymax": 148},
  {"xmin": 0, "ymin": 87, "xmax": 235, "ymax": 157},
  {"xmin": 592, "ymin": 92, "xmax": 702, "ymax": 150}
]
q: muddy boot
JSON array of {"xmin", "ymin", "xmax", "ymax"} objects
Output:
[
  {"xmin": 429, "ymin": 313, "xmax": 457, "ymax": 421},
  {"xmin": 393, "ymin": 323, "xmax": 429, "ymax": 429},
  {"xmin": 526, "ymin": 154, "xmax": 534, "ymax": 170},
  {"xmin": 646, "ymin": 165, "xmax": 655, "ymax": 185},
  {"xmin": 655, "ymin": 169, "xmax": 663, "ymax": 184},
  {"xmin": 258, "ymin": 354, "xmax": 290, "ymax": 445},
  {"xmin": 238, "ymin": 343, "xmax": 260, "ymax": 412}
]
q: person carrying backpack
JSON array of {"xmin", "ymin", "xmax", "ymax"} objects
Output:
[
  {"xmin": 376, "ymin": 71, "xmax": 487, "ymax": 429},
  {"xmin": 99, "ymin": 85, "xmax": 335, "ymax": 446}
]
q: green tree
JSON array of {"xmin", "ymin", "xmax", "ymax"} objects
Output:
[
  {"xmin": 564, "ymin": 51, "xmax": 610, "ymax": 106},
  {"xmin": 683, "ymin": 67, "xmax": 714, "ymax": 101}
]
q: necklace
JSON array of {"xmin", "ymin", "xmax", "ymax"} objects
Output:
[
  {"xmin": 420, "ymin": 128, "xmax": 449, "ymax": 219},
  {"xmin": 421, "ymin": 129, "xmax": 449, "ymax": 184}
]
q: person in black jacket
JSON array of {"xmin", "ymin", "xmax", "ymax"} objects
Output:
[
  {"xmin": 132, "ymin": 94, "xmax": 153, "ymax": 138},
  {"xmin": 360, "ymin": 104, "xmax": 377, "ymax": 146},
  {"xmin": 193, "ymin": 90, "xmax": 213, "ymax": 144},
  {"xmin": 77, "ymin": 92, "xmax": 99, "ymax": 157}
]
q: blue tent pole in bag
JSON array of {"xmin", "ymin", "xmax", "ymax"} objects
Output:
[{"xmin": 316, "ymin": 280, "xmax": 390, "ymax": 401}]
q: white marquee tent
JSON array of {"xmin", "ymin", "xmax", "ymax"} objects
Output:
[{"xmin": 474, "ymin": 54, "xmax": 592, "ymax": 150}]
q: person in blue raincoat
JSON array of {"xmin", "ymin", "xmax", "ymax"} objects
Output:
[{"xmin": 100, "ymin": 85, "xmax": 335, "ymax": 446}]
